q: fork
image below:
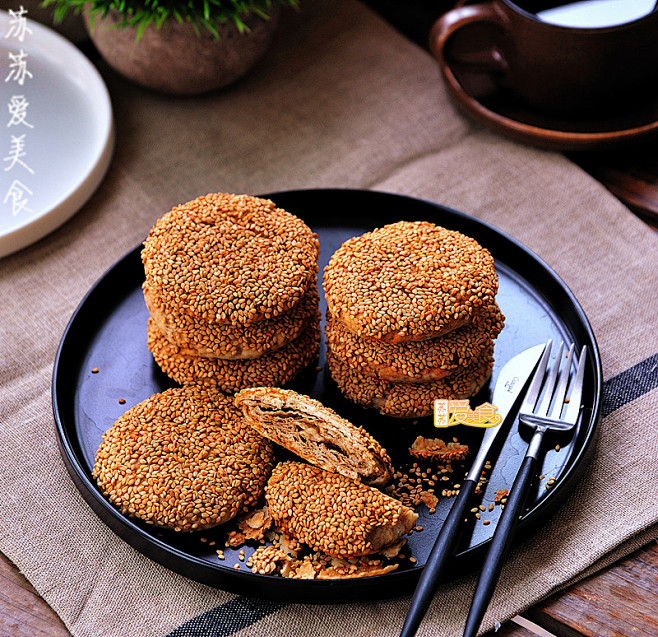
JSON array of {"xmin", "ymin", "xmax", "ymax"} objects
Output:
[{"xmin": 461, "ymin": 341, "xmax": 587, "ymax": 637}]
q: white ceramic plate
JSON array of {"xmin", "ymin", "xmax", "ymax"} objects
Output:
[{"xmin": 0, "ymin": 10, "xmax": 114, "ymax": 258}]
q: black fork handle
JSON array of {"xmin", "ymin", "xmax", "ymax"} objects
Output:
[
  {"xmin": 399, "ymin": 477, "xmax": 478, "ymax": 637},
  {"xmin": 462, "ymin": 453, "xmax": 538, "ymax": 637}
]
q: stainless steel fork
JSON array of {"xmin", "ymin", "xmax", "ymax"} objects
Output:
[{"xmin": 461, "ymin": 340, "xmax": 588, "ymax": 637}]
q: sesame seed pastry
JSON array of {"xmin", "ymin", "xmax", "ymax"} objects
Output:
[
  {"xmin": 323, "ymin": 220, "xmax": 498, "ymax": 343},
  {"xmin": 147, "ymin": 318, "xmax": 320, "ymax": 393},
  {"xmin": 142, "ymin": 192, "xmax": 320, "ymax": 327},
  {"xmin": 234, "ymin": 387, "xmax": 393, "ymax": 486},
  {"xmin": 92, "ymin": 386, "xmax": 275, "ymax": 532},
  {"xmin": 265, "ymin": 462, "xmax": 418, "ymax": 558},
  {"xmin": 143, "ymin": 281, "xmax": 319, "ymax": 359},
  {"xmin": 324, "ymin": 303, "xmax": 504, "ymax": 383},
  {"xmin": 326, "ymin": 348, "xmax": 494, "ymax": 418}
]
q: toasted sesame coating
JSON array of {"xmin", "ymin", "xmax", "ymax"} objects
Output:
[
  {"xmin": 92, "ymin": 386, "xmax": 275, "ymax": 532},
  {"xmin": 235, "ymin": 387, "xmax": 393, "ymax": 486},
  {"xmin": 144, "ymin": 282, "xmax": 319, "ymax": 359},
  {"xmin": 147, "ymin": 318, "xmax": 320, "ymax": 393},
  {"xmin": 323, "ymin": 221, "xmax": 498, "ymax": 343},
  {"xmin": 142, "ymin": 193, "xmax": 320, "ymax": 327},
  {"xmin": 325, "ymin": 303, "xmax": 504, "ymax": 383},
  {"xmin": 265, "ymin": 462, "xmax": 417, "ymax": 558},
  {"xmin": 326, "ymin": 348, "xmax": 494, "ymax": 418}
]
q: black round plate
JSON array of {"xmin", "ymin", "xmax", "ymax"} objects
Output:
[{"xmin": 53, "ymin": 189, "xmax": 602, "ymax": 603}]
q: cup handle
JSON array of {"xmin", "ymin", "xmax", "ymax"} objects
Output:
[{"xmin": 429, "ymin": 3, "xmax": 508, "ymax": 74}]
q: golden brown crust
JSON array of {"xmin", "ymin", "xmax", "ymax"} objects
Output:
[
  {"xmin": 265, "ymin": 462, "xmax": 417, "ymax": 558},
  {"xmin": 92, "ymin": 386, "xmax": 275, "ymax": 532},
  {"xmin": 144, "ymin": 282, "xmax": 319, "ymax": 359},
  {"xmin": 235, "ymin": 387, "xmax": 393, "ymax": 486},
  {"xmin": 326, "ymin": 348, "xmax": 494, "ymax": 418},
  {"xmin": 142, "ymin": 193, "xmax": 320, "ymax": 327},
  {"xmin": 409, "ymin": 436, "xmax": 470, "ymax": 462},
  {"xmin": 323, "ymin": 221, "xmax": 498, "ymax": 343},
  {"xmin": 325, "ymin": 303, "xmax": 504, "ymax": 383},
  {"xmin": 147, "ymin": 318, "xmax": 320, "ymax": 393}
]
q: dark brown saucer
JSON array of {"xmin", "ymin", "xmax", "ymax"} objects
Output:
[{"xmin": 435, "ymin": 48, "xmax": 658, "ymax": 151}]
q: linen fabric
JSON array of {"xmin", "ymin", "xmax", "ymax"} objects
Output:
[{"xmin": 0, "ymin": 1, "xmax": 656, "ymax": 635}]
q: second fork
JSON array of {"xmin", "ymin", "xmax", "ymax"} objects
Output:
[{"xmin": 461, "ymin": 341, "xmax": 587, "ymax": 637}]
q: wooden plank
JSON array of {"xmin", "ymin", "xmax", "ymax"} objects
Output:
[
  {"xmin": 569, "ymin": 145, "xmax": 658, "ymax": 229},
  {"xmin": 1, "ymin": 541, "xmax": 656, "ymax": 637},
  {"xmin": 526, "ymin": 542, "xmax": 658, "ymax": 637},
  {"xmin": 0, "ymin": 552, "xmax": 70, "ymax": 637}
]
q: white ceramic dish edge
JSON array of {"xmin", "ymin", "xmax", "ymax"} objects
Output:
[{"xmin": 0, "ymin": 10, "xmax": 115, "ymax": 258}]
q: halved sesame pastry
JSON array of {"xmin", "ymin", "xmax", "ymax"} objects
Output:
[
  {"xmin": 235, "ymin": 387, "xmax": 393, "ymax": 486},
  {"xmin": 324, "ymin": 303, "xmax": 504, "ymax": 383},
  {"xmin": 144, "ymin": 281, "xmax": 319, "ymax": 359},
  {"xmin": 147, "ymin": 318, "xmax": 320, "ymax": 393},
  {"xmin": 323, "ymin": 220, "xmax": 498, "ymax": 344},
  {"xmin": 93, "ymin": 386, "xmax": 275, "ymax": 532},
  {"xmin": 142, "ymin": 193, "xmax": 320, "ymax": 327},
  {"xmin": 326, "ymin": 349, "xmax": 494, "ymax": 418},
  {"xmin": 265, "ymin": 462, "xmax": 418, "ymax": 558}
]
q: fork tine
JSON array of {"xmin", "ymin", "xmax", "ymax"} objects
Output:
[
  {"xmin": 519, "ymin": 340, "xmax": 552, "ymax": 415},
  {"xmin": 549, "ymin": 343, "xmax": 575, "ymax": 420},
  {"xmin": 536, "ymin": 342, "xmax": 564, "ymax": 417},
  {"xmin": 563, "ymin": 345, "xmax": 588, "ymax": 425}
]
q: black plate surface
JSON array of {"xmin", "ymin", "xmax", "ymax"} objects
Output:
[{"xmin": 53, "ymin": 189, "xmax": 602, "ymax": 603}]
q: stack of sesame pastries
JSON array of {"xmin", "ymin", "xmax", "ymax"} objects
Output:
[
  {"xmin": 93, "ymin": 386, "xmax": 275, "ymax": 532},
  {"xmin": 323, "ymin": 221, "xmax": 504, "ymax": 418},
  {"xmin": 142, "ymin": 193, "xmax": 321, "ymax": 392}
]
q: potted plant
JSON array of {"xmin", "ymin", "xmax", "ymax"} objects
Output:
[{"xmin": 43, "ymin": 0, "xmax": 299, "ymax": 94}]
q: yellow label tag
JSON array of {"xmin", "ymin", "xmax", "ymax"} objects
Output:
[{"xmin": 433, "ymin": 399, "xmax": 502, "ymax": 428}]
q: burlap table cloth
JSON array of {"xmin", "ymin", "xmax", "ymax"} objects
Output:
[{"xmin": 1, "ymin": 0, "xmax": 657, "ymax": 635}]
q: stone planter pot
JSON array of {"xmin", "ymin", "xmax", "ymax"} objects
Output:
[{"xmin": 84, "ymin": 7, "xmax": 280, "ymax": 95}]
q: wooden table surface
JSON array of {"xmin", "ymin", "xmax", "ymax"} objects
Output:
[{"xmin": 3, "ymin": 4, "xmax": 657, "ymax": 636}]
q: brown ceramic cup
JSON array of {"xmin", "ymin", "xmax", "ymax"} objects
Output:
[{"xmin": 429, "ymin": 0, "xmax": 658, "ymax": 115}]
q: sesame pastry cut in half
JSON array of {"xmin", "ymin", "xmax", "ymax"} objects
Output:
[
  {"xmin": 93, "ymin": 386, "xmax": 275, "ymax": 532},
  {"xmin": 265, "ymin": 462, "xmax": 418, "ymax": 558},
  {"xmin": 142, "ymin": 193, "xmax": 321, "ymax": 390},
  {"xmin": 235, "ymin": 387, "xmax": 393, "ymax": 487}
]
